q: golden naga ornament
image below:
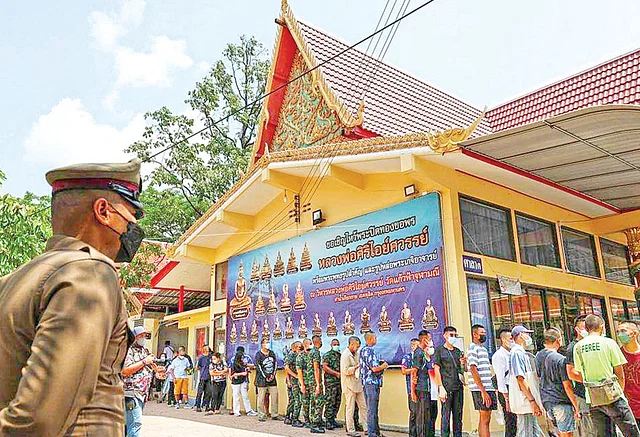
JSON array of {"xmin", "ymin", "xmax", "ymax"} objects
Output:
[{"xmin": 426, "ymin": 110, "xmax": 486, "ymax": 155}]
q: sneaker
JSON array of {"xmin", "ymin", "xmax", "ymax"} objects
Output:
[
  {"xmin": 247, "ymin": 411, "xmax": 258, "ymax": 417},
  {"xmin": 292, "ymin": 420, "xmax": 305, "ymax": 428},
  {"xmin": 214, "ymin": 410, "xmax": 221, "ymax": 415},
  {"xmin": 205, "ymin": 410, "xmax": 214, "ymax": 416},
  {"xmin": 347, "ymin": 432, "xmax": 361, "ymax": 437},
  {"xmin": 272, "ymin": 415, "xmax": 283, "ymax": 421},
  {"xmin": 259, "ymin": 416, "xmax": 266, "ymax": 422},
  {"xmin": 175, "ymin": 403, "xmax": 181, "ymax": 410},
  {"xmin": 284, "ymin": 417, "xmax": 292, "ymax": 425},
  {"xmin": 234, "ymin": 413, "xmax": 241, "ymax": 417},
  {"xmin": 310, "ymin": 427, "xmax": 325, "ymax": 434}
]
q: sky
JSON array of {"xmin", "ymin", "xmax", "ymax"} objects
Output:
[{"xmin": 1, "ymin": 0, "xmax": 640, "ymax": 197}]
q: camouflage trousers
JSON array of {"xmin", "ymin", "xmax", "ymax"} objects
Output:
[
  {"xmin": 286, "ymin": 381, "xmax": 302, "ymax": 421},
  {"xmin": 324, "ymin": 383, "xmax": 341, "ymax": 422},
  {"xmin": 301, "ymin": 384, "xmax": 325, "ymax": 426}
]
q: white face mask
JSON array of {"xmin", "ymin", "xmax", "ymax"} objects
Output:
[
  {"xmin": 136, "ymin": 338, "xmax": 146, "ymax": 347},
  {"xmin": 332, "ymin": 345, "xmax": 340, "ymax": 352},
  {"xmin": 580, "ymin": 329, "xmax": 589, "ymax": 339},
  {"xmin": 427, "ymin": 347, "xmax": 435, "ymax": 356}
]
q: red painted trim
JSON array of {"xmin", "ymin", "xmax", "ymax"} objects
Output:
[
  {"xmin": 178, "ymin": 285, "xmax": 185, "ymax": 313},
  {"xmin": 460, "ymin": 148, "xmax": 620, "ymax": 214},
  {"xmin": 344, "ymin": 126, "xmax": 379, "ymax": 140},
  {"xmin": 149, "ymin": 260, "xmax": 179, "ymax": 288}
]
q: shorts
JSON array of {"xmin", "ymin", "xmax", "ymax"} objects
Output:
[
  {"xmin": 547, "ymin": 403, "xmax": 576, "ymax": 433},
  {"xmin": 174, "ymin": 378, "xmax": 189, "ymax": 395},
  {"xmin": 471, "ymin": 390, "xmax": 498, "ymax": 411}
]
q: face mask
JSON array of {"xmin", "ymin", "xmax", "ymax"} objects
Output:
[
  {"xmin": 524, "ymin": 336, "xmax": 533, "ymax": 348},
  {"xmin": 427, "ymin": 347, "xmax": 435, "ymax": 356},
  {"xmin": 107, "ymin": 204, "xmax": 145, "ymax": 263},
  {"xmin": 332, "ymin": 345, "xmax": 340, "ymax": 352},
  {"xmin": 618, "ymin": 332, "xmax": 632, "ymax": 345},
  {"xmin": 136, "ymin": 337, "xmax": 146, "ymax": 347},
  {"xmin": 478, "ymin": 334, "xmax": 487, "ymax": 344},
  {"xmin": 262, "ymin": 344, "xmax": 269, "ymax": 350},
  {"xmin": 580, "ymin": 329, "xmax": 589, "ymax": 339}
]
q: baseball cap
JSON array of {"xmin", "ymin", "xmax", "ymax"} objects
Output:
[
  {"xmin": 511, "ymin": 325, "xmax": 534, "ymax": 339},
  {"xmin": 132, "ymin": 326, "xmax": 147, "ymax": 337}
]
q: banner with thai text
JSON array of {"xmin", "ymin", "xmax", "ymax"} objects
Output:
[{"xmin": 226, "ymin": 193, "xmax": 446, "ymax": 365}]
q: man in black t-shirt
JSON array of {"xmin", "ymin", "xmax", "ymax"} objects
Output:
[
  {"xmin": 433, "ymin": 326, "xmax": 465, "ymax": 437},
  {"xmin": 255, "ymin": 339, "xmax": 282, "ymax": 422},
  {"xmin": 565, "ymin": 315, "xmax": 596, "ymax": 436}
]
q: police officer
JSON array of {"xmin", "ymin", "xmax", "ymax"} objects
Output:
[
  {"xmin": 0, "ymin": 159, "xmax": 145, "ymax": 437},
  {"xmin": 285, "ymin": 341, "xmax": 304, "ymax": 427},
  {"xmin": 323, "ymin": 338, "xmax": 343, "ymax": 430}
]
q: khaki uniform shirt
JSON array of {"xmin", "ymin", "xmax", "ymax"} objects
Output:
[
  {"xmin": 340, "ymin": 348, "xmax": 363, "ymax": 393},
  {"xmin": 0, "ymin": 235, "xmax": 128, "ymax": 437}
]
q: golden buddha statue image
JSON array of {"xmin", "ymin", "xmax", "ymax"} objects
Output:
[
  {"xmin": 229, "ymin": 324, "xmax": 238, "ymax": 344},
  {"xmin": 326, "ymin": 311, "xmax": 338, "ymax": 337},
  {"xmin": 343, "ymin": 310, "xmax": 355, "ymax": 335},
  {"xmin": 250, "ymin": 258, "xmax": 260, "ymax": 283},
  {"xmin": 360, "ymin": 307, "xmax": 372, "ymax": 334},
  {"xmin": 298, "ymin": 314, "xmax": 308, "ymax": 338},
  {"xmin": 279, "ymin": 283, "xmax": 292, "ymax": 313},
  {"xmin": 312, "ymin": 312, "xmax": 322, "ymax": 337},
  {"xmin": 230, "ymin": 261, "xmax": 251, "ymax": 320},
  {"xmin": 254, "ymin": 294, "xmax": 266, "ymax": 317},
  {"xmin": 262, "ymin": 319, "xmax": 270, "ymax": 340},
  {"xmin": 267, "ymin": 290, "xmax": 278, "ymax": 315},
  {"xmin": 260, "ymin": 254, "xmax": 272, "ymax": 281},
  {"xmin": 378, "ymin": 305, "xmax": 392, "ymax": 333},
  {"xmin": 422, "ymin": 299, "xmax": 439, "ymax": 329},
  {"xmin": 300, "ymin": 243, "xmax": 312, "ymax": 271},
  {"xmin": 273, "ymin": 318, "xmax": 282, "ymax": 340},
  {"xmin": 293, "ymin": 281, "xmax": 307, "ymax": 311},
  {"xmin": 240, "ymin": 322, "xmax": 248, "ymax": 343},
  {"xmin": 273, "ymin": 251, "xmax": 285, "ymax": 277},
  {"xmin": 399, "ymin": 302, "xmax": 415, "ymax": 332},
  {"xmin": 286, "ymin": 248, "xmax": 298, "ymax": 275},
  {"xmin": 250, "ymin": 320, "xmax": 259, "ymax": 343},
  {"xmin": 285, "ymin": 316, "xmax": 294, "ymax": 339}
]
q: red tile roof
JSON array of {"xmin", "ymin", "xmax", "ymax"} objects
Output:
[
  {"xmin": 487, "ymin": 49, "xmax": 640, "ymax": 132},
  {"xmin": 297, "ymin": 21, "xmax": 492, "ymax": 138}
]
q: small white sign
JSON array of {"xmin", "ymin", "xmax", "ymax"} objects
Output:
[{"xmin": 497, "ymin": 275, "xmax": 523, "ymax": 296}]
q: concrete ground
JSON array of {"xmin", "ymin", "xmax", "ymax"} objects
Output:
[{"xmin": 142, "ymin": 402, "xmax": 407, "ymax": 437}]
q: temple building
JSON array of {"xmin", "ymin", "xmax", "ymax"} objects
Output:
[{"xmin": 166, "ymin": 1, "xmax": 640, "ymax": 432}]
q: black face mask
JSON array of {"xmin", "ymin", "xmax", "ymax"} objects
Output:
[
  {"xmin": 115, "ymin": 221, "xmax": 145, "ymax": 263},
  {"xmin": 478, "ymin": 334, "xmax": 487, "ymax": 344}
]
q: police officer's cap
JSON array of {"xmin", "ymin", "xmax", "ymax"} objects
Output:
[{"xmin": 46, "ymin": 158, "xmax": 143, "ymax": 213}]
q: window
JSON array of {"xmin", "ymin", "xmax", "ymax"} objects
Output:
[
  {"xmin": 214, "ymin": 262, "xmax": 228, "ymax": 300},
  {"xmin": 561, "ymin": 228, "xmax": 600, "ymax": 278},
  {"xmin": 467, "ymin": 278, "xmax": 495, "ymax": 353},
  {"xmin": 600, "ymin": 239, "xmax": 633, "ymax": 285},
  {"xmin": 516, "ymin": 214, "xmax": 560, "ymax": 267},
  {"xmin": 460, "ymin": 197, "xmax": 515, "ymax": 261},
  {"xmin": 610, "ymin": 298, "xmax": 640, "ymax": 324}
]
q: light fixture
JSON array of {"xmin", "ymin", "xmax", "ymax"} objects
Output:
[
  {"xmin": 404, "ymin": 184, "xmax": 417, "ymax": 197},
  {"xmin": 283, "ymin": 189, "xmax": 288, "ymax": 204},
  {"xmin": 312, "ymin": 209, "xmax": 325, "ymax": 226}
]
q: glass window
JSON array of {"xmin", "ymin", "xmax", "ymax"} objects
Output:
[
  {"xmin": 628, "ymin": 301, "xmax": 640, "ymax": 322},
  {"xmin": 600, "ymin": 239, "xmax": 633, "ymax": 285},
  {"xmin": 214, "ymin": 262, "xmax": 228, "ymax": 300},
  {"xmin": 461, "ymin": 197, "xmax": 515, "ymax": 261},
  {"xmin": 561, "ymin": 228, "xmax": 600, "ymax": 278},
  {"xmin": 516, "ymin": 214, "xmax": 560, "ymax": 267},
  {"xmin": 467, "ymin": 278, "xmax": 495, "ymax": 353},
  {"xmin": 611, "ymin": 298, "xmax": 626, "ymax": 321}
]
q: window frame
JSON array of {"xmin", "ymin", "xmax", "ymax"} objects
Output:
[
  {"xmin": 560, "ymin": 226, "xmax": 601, "ymax": 279},
  {"xmin": 599, "ymin": 238, "xmax": 633, "ymax": 285},
  {"xmin": 514, "ymin": 212, "xmax": 561, "ymax": 268},
  {"xmin": 214, "ymin": 261, "xmax": 228, "ymax": 301},
  {"xmin": 459, "ymin": 195, "xmax": 517, "ymax": 262}
]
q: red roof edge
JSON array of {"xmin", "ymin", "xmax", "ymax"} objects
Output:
[{"xmin": 150, "ymin": 260, "xmax": 179, "ymax": 289}]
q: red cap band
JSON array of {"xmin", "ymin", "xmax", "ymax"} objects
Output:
[{"xmin": 52, "ymin": 178, "xmax": 139, "ymax": 195}]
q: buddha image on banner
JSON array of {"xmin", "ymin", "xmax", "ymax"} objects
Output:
[{"xmin": 226, "ymin": 193, "xmax": 446, "ymax": 365}]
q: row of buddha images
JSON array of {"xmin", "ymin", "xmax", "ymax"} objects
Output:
[
  {"xmin": 243, "ymin": 244, "xmax": 313, "ymax": 283},
  {"xmin": 228, "ymin": 302, "xmax": 440, "ymax": 344}
]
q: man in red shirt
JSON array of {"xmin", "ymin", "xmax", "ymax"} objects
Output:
[{"xmin": 617, "ymin": 321, "xmax": 640, "ymax": 429}]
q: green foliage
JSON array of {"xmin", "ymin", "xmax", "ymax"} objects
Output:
[
  {"xmin": 119, "ymin": 241, "xmax": 166, "ymax": 288},
  {"xmin": 127, "ymin": 36, "xmax": 270, "ymax": 241}
]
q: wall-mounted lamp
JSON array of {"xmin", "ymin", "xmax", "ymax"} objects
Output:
[
  {"xmin": 404, "ymin": 184, "xmax": 417, "ymax": 197},
  {"xmin": 312, "ymin": 209, "xmax": 325, "ymax": 226}
]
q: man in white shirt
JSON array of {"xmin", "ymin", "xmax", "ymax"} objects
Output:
[
  {"xmin": 492, "ymin": 328, "xmax": 517, "ymax": 437},
  {"xmin": 163, "ymin": 340, "xmax": 175, "ymax": 360},
  {"xmin": 341, "ymin": 336, "xmax": 367, "ymax": 437}
]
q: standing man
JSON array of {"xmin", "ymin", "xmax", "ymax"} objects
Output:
[
  {"xmin": 164, "ymin": 340, "xmax": 175, "ymax": 361},
  {"xmin": 573, "ymin": 315, "xmax": 639, "ymax": 437},
  {"xmin": 434, "ymin": 326, "xmax": 465, "ymax": 437},
  {"xmin": 168, "ymin": 346, "xmax": 192, "ymax": 409},
  {"xmin": 413, "ymin": 330, "xmax": 432, "ymax": 437},
  {"xmin": 285, "ymin": 341, "xmax": 304, "ymax": 427},
  {"xmin": 508, "ymin": 325, "xmax": 544, "ymax": 437},
  {"xmin": 402, "ymin": 339, "xmax": 420, "ymax": 437},
  {"xmin": 0, "ymin": 159, "xmax": 144, "ymax": 436},
  {"xmin": 255, "ymin": 338, "xmax": 281, "ymax": 422},
  {"xmin": 566, "ymin": 315, "xmax": 596, "ymax": 437},
  {"xmin": 425, "ymin": 333, "xmax": 438, "ymax": 437},
  {"xmin": 122, "ymin": 326, "xmax": 156, "ymax": 437},
  {"xmin": 360, "ymin": 332, "xmax": 389, "ymax": 437},
  {"xmin": 467, "ymin": 324, "xmax": 497, "ymax": 437},
  {"xmin": 207, "ymin": 352, "xmax": 228, "ymax": 415},
  {"xmin": 492, "ymin": 328, "xmax": 517, "ymax": 437},
  {"xmin": 536, "ymin": 327, "xmax": 580, "ymax": 437},
  {"xmin": 617, "ymin": 322, "xmax": 640, "ymax": 429},
  {"xmin": 297, "ymin": 338, "xmax": 315, "ymax": 431},
  {"xmin": 323, "ymin": 339, "xmax": 343, "ymax": 430},
  {"xmin": 342, "ymin": 336, "xmax": 368, "ymax": 437},
  {"xmin": 309, "ymin": 335, "xmax": 326, "ymax": 433},
  {"xmin": 195, "ymin": 345, "xmax": 212, "ymax": 412}
]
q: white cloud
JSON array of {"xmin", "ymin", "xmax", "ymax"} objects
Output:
[
  {"xmin": 103, "ymin": 89, "xmax": 120, "ymax": 110},
  {"xmin": 24, "ymin": 98, "xmax": 145, "ymax": 167},
  {"xmin": 114, "ymin": 36, "xmax": 193, "ymax": 87},
  {"xmin": 198, "ymin": 61, "xmax": 211, "ymax": 72},
  {"xmin": 88, "ymin": 0, "xmax": 146, "ymax": 49}
]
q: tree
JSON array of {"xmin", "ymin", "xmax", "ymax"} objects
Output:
[
  {"xmin": 127, "ymin": 36, "xmax": 269, "ymax": 241},
  {"xmin": 118, "ymin": 241, "xmax": 166, "ymax": 288}
]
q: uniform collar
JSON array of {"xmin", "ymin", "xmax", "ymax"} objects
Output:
[{"xmin": 45, "ymin": 234, "xmax": 116, "ymax": 269}]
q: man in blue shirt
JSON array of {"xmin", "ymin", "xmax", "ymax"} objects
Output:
[
  {"xmin": 360, "ymin": 332, "xmax": 388, "ymax": 437},
  {"xmin": 402, "ymin": 338, "xmax": 420, "ymax": 437},
  {"xmin": 195, "ymin": 345, "xmax": 212, "ymax": 412}
]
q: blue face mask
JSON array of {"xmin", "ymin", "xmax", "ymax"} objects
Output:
[{"xmin": 524, "ymin": 336, "xmax": 533, "ymax": 348}]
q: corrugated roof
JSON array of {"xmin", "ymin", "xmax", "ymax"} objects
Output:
[
  {"xmin": 297, "ymin": 21, "xmax": 492, "ymax": 138},
  {"xmin": 486, "ymin": 48, "xmax": 640, "ymax": 132}
]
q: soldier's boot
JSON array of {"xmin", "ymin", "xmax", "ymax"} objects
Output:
[
  {"xmin": 310, "ymin": 427, "xmax": 326, "ymax": 434},
  {"xmin": 292, "ymin": 420, "xmax": 305, "ymax": 428}
]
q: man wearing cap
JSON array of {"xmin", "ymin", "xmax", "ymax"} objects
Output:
[
  {"xmin": 508, "ymin": 325, "xmax": 544, "ymax": 437},
  {"xmin": 122, "ymin": 327, "xmax": 157, "ymax": 437},
  {"xmin": 0, "ymin": 159, "xmax": 145, "ymax": 436}
]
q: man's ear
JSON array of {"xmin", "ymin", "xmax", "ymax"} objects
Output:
[{"xmin": 93, "ymin": 198, "xmax": 110, "ymax": 226}]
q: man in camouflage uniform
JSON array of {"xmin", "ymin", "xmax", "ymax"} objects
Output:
[
  {"xmin": 296, "ymin": 339, "xmax": 313, "ymax": 429},
  {"xmin": 285, "ymin": 341, "xmax": 304, "ymax": 427},
  {"xmin": 323, "ymin": 338, "xmax": 343, "ymax": 430},
  {"xmin": 309, "ymin": 335, "xmax": 325, "ymax": 433}
]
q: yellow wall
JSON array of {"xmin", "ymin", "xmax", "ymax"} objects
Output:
[{"xmin": 183, "ymin": 157, "xmax": 635, "ymax": 431}]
